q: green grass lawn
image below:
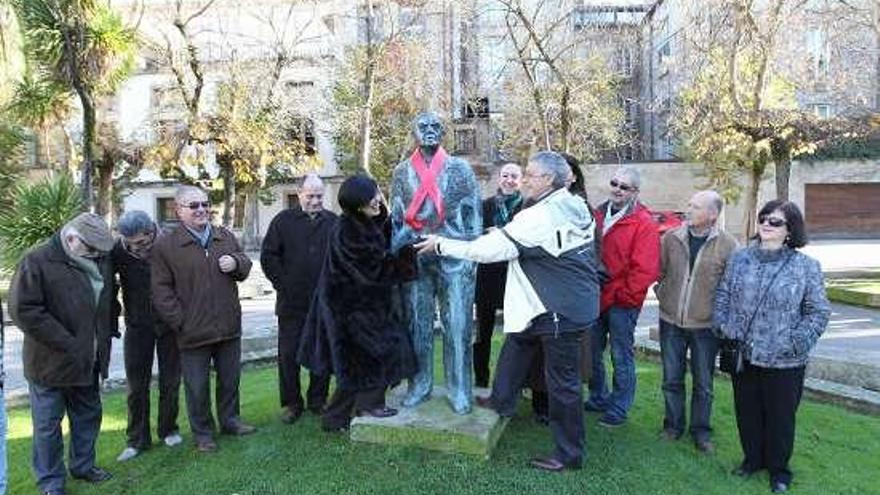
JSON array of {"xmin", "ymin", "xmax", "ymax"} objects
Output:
[{"xmin": 5, "ymin": 346, "xmax": 880, "ymax": 495}]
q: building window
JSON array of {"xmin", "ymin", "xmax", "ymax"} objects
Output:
[
  {"xmin": 453, "ymin": 128, "xmax": 477, "ymax": 154},
  {"xmin": 287, "ymin": 193, "xmax": 299, "ymax": 209},
  {"xmin": 807, "ymin": 29, "xmax": 830, "ymax": 78},
  {"xmin": 284, "ymin": 80, "xmax": 315, "ymax": 91},
  {"xmin": 657, "ymin": 41, "xmax": 672, "ymax": 67},
  {"xmin": 811, "ymin": 104, "xmax": 831, "ymax": 119},
  {"xmin": 463, "ymin": 97, "xmax": 490, "ymax": 118},
  {"xmin": 615, "ymin": 46, "xmax": 634, "ymax": 78},
  {"xmin": 285, "ymin": 117, "xmax": 316, "ymax": 155},
  {"xmin": 399, "ymin": 7, "xmax": 425, "ymax": 37},
  {"xmin": 156, "ymin": 197, "xmax": 178, "ymax": 226}
]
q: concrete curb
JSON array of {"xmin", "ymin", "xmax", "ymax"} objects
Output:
[
  {"xmin": 826, "ymin": 286, "xmax": 880, "ymax": 308},
  {"xmin": 635, "ymin": 335, "xmax": 880, "ymax": 416}
]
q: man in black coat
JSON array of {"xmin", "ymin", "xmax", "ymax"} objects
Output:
[
  {"xmin": 113, "ymin": 210, "xmax": 181, "ymax": 462},
  {"xmin": 9, "ymin": 213, "xmax": 117, "ymax": 495},
  {"xmin": 261, "ymin": 174, "xmax": 336, "ymax": 423},
  {"xmin": 474, "ymin": 162, "xmax": 522, "ymax": 388}
]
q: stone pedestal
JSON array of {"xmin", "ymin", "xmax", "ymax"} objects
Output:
[{"xmin": 349, "ymin": 386, "xmax": 508, "ymax": 459}]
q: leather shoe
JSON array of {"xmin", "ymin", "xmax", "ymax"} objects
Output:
[
  {"xmin": 358, "ymin": 406, "xmax": 398, "ymax": 418},
  {"xmin": 71, "ymin": 467, "xmax": 112, "ymax": 483},
  {"xmin": 771, "ymin": 481, "xmax": 789, "ymax": 493},
  {"xmin": 731, "ymin": 465, "xmax": 756, "ymax": 478},
  {"xmin": 196, "ymin": 438, "xmax": 218, "ymax": 453},
  {"xmin": 529, "ymin": 456, "xmax": 579, "ymax": 472},
  {"xmin": 474, "ymin": 395, "xmax": 494, "ymax": 410},
  {"xmin": 280, "ymin": 407, "xmax": 303, "ymax": 424},
  {"xmin": 695, "ymin": 439, "xmax": 715, "ymax": 454},
  {"xmin": 222, "ymin": 422, "xmax": 257, "ymax": 436}
]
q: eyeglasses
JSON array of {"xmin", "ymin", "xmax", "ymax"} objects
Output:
[
  {"xmin": 182, "ymin": 201, "xmax": 211, "ymax": 210},
  {"xmin": 758, "ymin": 214, "xmax": 787, "ymax": 228},
  {"xmin": 523, "ymin": 171, "xmax": 550, "ymax": 180},
  {"xmin": 610, "ymin": 179, "xmax": 636, "ymax": 192}
]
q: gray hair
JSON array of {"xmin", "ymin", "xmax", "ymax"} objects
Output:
[
  {"xmin": 705, "ymin": 190, "xmax": 724, "ymax": 214},
  {"xmin": 118, "ymin": 210, "xmax": 157, "ymax": 237},
  {"xmin": 614, "ymin": 166, "xmax": 642, "ymax": 190},
  {"xmin": 529, "ymin": 151, "xmax": 570, "ymax": 189},
  {"xmin": 174, "ymin": 185, "xmax": 206, "ymax": 204},
  {"xmin": 301, "ymin": 173, "xmax": 324, "ymax": 190}
]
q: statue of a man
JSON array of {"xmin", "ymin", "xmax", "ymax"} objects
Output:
[{"xmin": 390, "ymin": 112, "xmax": 482, "ymax": 414}]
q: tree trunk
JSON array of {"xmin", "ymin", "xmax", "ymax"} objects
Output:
[
  {"xmin": 742, "ymin": 163, "xmax": 763, "ymax": 242},
  {"xmin": 241, "ymin": 191, "xmax": 260, "ymax": 251},
  {"xmin": 358, "ymin": 0, "xmax": 377, "ymax": 175},
  {"xmin": 76, "ymin": 89, "xmax": 97, "ymax": 212},
  {"xmin": 220, "ymin": 154, "xmax": 236, "ymax": 228},
  {"xmin": 772, "ymin": 141, "xmax": 791, "ymax": 201},
  {"xmin": 560, "ymin": 86, "xmax": 571, "ymax": 152},
  {"xmin": 95, "ymin": 149, "xmax": 114, "ymax": 223}
]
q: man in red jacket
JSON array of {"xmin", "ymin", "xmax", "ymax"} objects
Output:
[{"xmin": 585, "ymin": 167, "xmax": 660, "ymax": 427}]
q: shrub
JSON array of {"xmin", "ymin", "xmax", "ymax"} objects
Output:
[{"xmin": 0, "ymin": 172, "xmax": 83, "ymax": 270}]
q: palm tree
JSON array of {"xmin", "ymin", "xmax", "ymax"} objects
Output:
[
  {"xmin": 4, "ymin": 72, "xmax": 72, "ymax": 168},
  {"xmin": 9, "ymin": 0, "xmax": 136, "ymax": 211}
]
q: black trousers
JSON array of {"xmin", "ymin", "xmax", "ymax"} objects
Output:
[
  {"xmin": 180, "ymin": 338, "xmax": 243, "ymax": 442},
  {"xmin": 490, "ymin": 329, "xmax": 585, "ymax": 467},
  {"xmin": 321, "ymin": 386, "xmax": 385, "ymax": 430},
  {"xmin": 732, "ymin": 362, "xmax": 806, "ymax": 485},
  {"xmin": 124, "ymin": 324, "xmax": 181, "ymax": 449},
  {"xmin": 473, "ymin": 303, "xmax": 499, "ymax": 388},
  {"xmin": 278, "ymin": 314, "xmax": 330, "ymax": 412}
]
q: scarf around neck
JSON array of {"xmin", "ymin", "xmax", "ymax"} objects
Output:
[
  {"xmin": 404, "ymin": 147, "xmax": 447, "ymax": 230},
  {"xmin": 493, "ymin": 191, "xmax": 522, "ymax": 227}
]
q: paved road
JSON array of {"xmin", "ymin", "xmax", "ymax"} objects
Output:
[
  {"xmin": 635, "ymin": 297, "xmax": 880, "ymax": 368},
  {"xmin": 3, "ymin": 297, "xmax": 278, "ymax": 399}
]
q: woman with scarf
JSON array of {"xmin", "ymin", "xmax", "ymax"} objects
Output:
[
  {"xmin": 299, "ymin": 175, "xmax": 417, "ymax": 432},
  {"xmin": 474, "ymin": 163, "xmax": 524, "ymax": 389}
]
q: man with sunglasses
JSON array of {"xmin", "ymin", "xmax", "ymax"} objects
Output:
[
  {"xmin": 151, "ymin": 186, "xmax": 255, "ymax": 453},
  {"xmin": 112, "ymin": 211, "xmax": 182, "ymax": 462},
  {"xmin": 585, "ymin": 167, "xmax": 660, "ymax": 428},
  {"xmin": 9, "ymin": 213, "xmax": 117, "ymax": 495}
]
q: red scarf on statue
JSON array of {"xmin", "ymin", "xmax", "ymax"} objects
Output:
[{"xmin": 404, "ymin": 146, "xmax": 447, "ymax": 230}]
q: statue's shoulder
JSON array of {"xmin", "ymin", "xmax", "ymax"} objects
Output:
[{"xmin": 392, "ymin": 158, "xmax": 412, "ymax": 176}]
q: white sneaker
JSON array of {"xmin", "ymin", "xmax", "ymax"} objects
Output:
[
  {"xmin": 163, "ymin": 433, "xmax": 183, "ymax": 447},
  {"xmin": 116, "ymin": 447, "xmax": 139, "ymax": 462}
]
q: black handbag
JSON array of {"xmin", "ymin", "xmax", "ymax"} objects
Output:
[
  {"xmin": 719, "ymin": 339, "xmax": 746, "ymax": 374},
  {"xmin": 718, "ymin": 253, "xmax": 792, "ymax": 375}
]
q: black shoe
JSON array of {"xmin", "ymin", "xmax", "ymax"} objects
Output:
[
  {"xmin": 71, "ymin": 467, "xmax": 112, "ymax": 483},
  {"xmin": 357, "ymin": 407, "xmax": 398, "ymax": 418},
  {"xmin": 771, "ymin": 481, "xmax": 789, "ymax": 493},
  {"xmin": 583, "ymin": 399, "xmax": 607, "ymax": 412},
  {"xmin": 731, "ymin": 465, "xmax": 756, "ymax": 478},
  {"xmin": 221, "ymin": 422, "xmax": 257, "ymax": 436}
]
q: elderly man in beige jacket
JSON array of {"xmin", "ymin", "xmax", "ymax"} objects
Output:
[{"xmin": 654, "ymin": 190, "xmax": 737, "ymax": 454}]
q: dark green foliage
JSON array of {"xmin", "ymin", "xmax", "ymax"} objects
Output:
[{"xmin": 0, "ymin": 172, "xmax": 82, "ymax": 269}]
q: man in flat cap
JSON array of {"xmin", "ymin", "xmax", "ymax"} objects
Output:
[{"xmin": 9, "ymin": 213, "xmax": 118, "ymax": 495}]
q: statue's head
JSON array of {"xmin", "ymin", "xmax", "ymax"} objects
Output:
[{"xmin": 412, "ymin": 112, "xmax": 445, "ymax": 148}]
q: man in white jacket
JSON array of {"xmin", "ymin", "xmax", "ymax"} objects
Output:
[{"xmin": 416, "ymin": 151, "xmax": 601, "ymax": 471}]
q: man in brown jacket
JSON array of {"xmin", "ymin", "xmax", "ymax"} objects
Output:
[
  {"xmin": 9, "ymin": 213, "xmax": 117, "ymax": 495},
  {"xmin": 654, "ymin": 190, "xmax": 737, "ymax": 454},
  {"xmin": 151, "ymin": 185, "xmax": 255, "ymax": 453}
]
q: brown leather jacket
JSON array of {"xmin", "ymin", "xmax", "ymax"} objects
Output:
[{"xmin": 151, "ymin": 225, "xmax": 252, "ymax": 350}]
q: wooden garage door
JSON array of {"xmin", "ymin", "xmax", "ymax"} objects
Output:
[{"xmin": 805, "ymin": 183, "xmax": 880, "ymax": 238}]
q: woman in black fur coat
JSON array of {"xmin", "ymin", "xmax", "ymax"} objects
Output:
[{"xmin": 299, "ymin": 175, "xmax": 417, "ymax": 432}]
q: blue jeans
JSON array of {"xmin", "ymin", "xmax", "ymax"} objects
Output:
[
  {"xmin": 28, "ymin": 378, "xmax": 102, "ymax": 492},
  {"xmin": 1, "ymin": 386, "xmax": 7, "ymax": 495},
  {"xmin": 659, "ymin": 320, "xmax": 719, "ymax": 442},
  {"xmin": 588, "ymin": 306, "xmax": 639, "ymax": 420}
]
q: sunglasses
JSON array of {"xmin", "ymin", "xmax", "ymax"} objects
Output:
[
  {"xmin": 610, "ymin": 179, "xmax": 636, "ymax": 192},
  {"xmin": 183, "ymin": 201, "xmax": 211, "ymax": 210},
  {"xmin": 758, "ymin": 214, "xmax": 787, "ymax": 228}
]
